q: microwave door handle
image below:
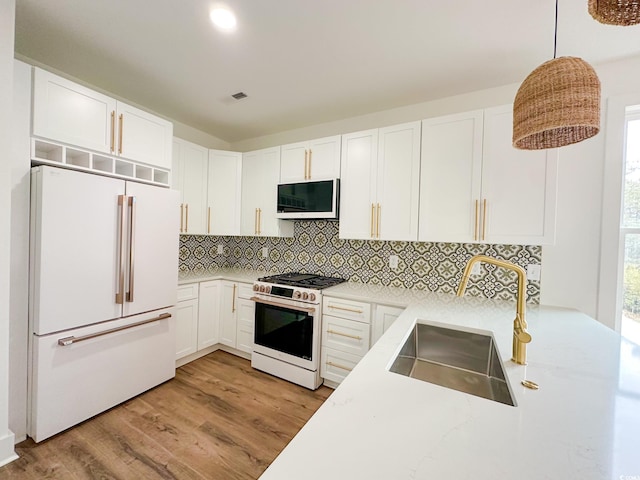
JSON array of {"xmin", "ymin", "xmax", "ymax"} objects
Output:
[{"xmin": 250, "ymin": 297, "xmax": 316, "ymax": 314}]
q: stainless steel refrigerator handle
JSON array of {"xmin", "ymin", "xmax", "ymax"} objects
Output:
[
  {"xmin": 57, "ymin": 313, "xmax": 172, "ymax": 346},
  {"xmin": 115, "ymin": 195, "xmax": 127, "ymax": 304},
  {"xmin": 126, "ymin": 196, "xmax": 136, "ymax": 302}
]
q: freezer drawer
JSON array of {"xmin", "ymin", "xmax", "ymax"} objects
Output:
[{"xmin": 29, "ymin": 308, "xmax": 176, "ymax": 442}]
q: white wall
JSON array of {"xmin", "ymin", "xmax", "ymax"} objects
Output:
[
  {"xmin": 10, "ymin": 60, "xmax": 32, "ymax": 443},
  {"xmin": 230, "ymin": 54, "xmax": 640, "ymax": 328},
  {"xmin": 0, "ymin": 0, "xmax": 18, "ymax": 467}
]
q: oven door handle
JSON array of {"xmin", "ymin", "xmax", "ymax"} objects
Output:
[{"xmin": 250, "ymin": 296, "xmax": 316, "ymax": 314}]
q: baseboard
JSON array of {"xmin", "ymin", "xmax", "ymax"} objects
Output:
[{"xmin": 0, "ymin": 431, "xmax": 18, "ymax": 468}]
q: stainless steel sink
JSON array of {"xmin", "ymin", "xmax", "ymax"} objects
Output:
[{"xmin": 389, "ymin": 323, "xmax": 515, "ymax": 406}]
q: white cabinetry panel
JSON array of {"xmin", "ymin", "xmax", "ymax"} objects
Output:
[
  {"xmin": 208, "ymin": 149, "xmax": 242, "ymax": 235},
  {"xmin": 175, "ymin": 298, "xmax": 198, "ymax": 359},
  {"xmin": 172, "ymin": 138, "xmax": 208, "ymax": 235}
]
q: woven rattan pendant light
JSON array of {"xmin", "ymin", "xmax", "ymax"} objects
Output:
[
  {"xmin": 589, "ymin": 0, "xmax": 640, "ymax": 26},
  {"xmin": 512, "ymin": 0, "xmax": 601, "ymax": 149}
]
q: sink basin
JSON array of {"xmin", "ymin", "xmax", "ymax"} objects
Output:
[{"xmin": 389, "ymin": 323, "xmax": 515, "ymax": 406}]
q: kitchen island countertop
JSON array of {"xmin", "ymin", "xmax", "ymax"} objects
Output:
[{"xmin": 259, "ymin": 292, "xmax": 640, "ymax": 479}]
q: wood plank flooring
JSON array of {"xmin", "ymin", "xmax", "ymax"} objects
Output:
[{"xmin": 0, "ymin": 351, "xmax": 332, "ymax": 480}]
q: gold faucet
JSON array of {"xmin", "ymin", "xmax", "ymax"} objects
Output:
[{"xmin": 456, "ymin": 255, "xmax": 532, "ymax": 365}]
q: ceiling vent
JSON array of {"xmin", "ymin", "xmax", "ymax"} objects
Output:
[{"xmin": 231, "ymin": 92, "xmax": 248, "ymax": 100}]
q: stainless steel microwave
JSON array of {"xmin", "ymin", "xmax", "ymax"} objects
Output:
[{"xmin": 276, "ymin": 179, "xmax": 339, "ymax": 220}]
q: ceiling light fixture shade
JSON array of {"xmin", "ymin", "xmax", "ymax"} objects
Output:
[
  {"xmin": 512, "ymin": 56, "xmax": 601, "ymax": 149},
  {"xmin": 588, "ymin": 0, "xmax": 640, "ymax": 25}
]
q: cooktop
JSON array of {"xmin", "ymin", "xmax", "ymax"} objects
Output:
[{"xmin": 257, "ymin": 272, "xmax": 346, "ymax": 289}]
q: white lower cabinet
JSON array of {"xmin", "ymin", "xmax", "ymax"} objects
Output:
[
  {"xmin": 175, "ymin": 280, "xmax": 253, "ymax": 362},
  {"xmin": 321, "ymin": 297, "xmax": 406, "ymax": 385},
  {"xmin": 321, "ymin": 297, "xmax": 371, "ymax": 385}
]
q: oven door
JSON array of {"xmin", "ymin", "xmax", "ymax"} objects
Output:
[{"xmin": 252, "ymin": 297, "xmax": 320, "ymax": 371}]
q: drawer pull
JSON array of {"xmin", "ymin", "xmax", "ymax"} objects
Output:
[
  {"xmin": 58, "ymin": 313, "xmax": 171, "ymax": 346},
  {"xmin": 326, "ymin": 329, "xmax": 362, "ymax": 341},
  {"xmin": 326, "ymin": 361, "xmax": 353, "ymax": 372},
  {"xmin": 328, "ymin": 305, "xmax": 363, "ymax": 314}
]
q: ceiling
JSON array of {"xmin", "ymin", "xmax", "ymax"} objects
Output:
[{"xmin": 14, "ymin": 0, "xmax": 640, "ymax": 143}]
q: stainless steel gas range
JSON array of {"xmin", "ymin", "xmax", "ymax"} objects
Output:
[{"xmin": 250, "ymin": 273, "xmax": 345, "ymax": 390}]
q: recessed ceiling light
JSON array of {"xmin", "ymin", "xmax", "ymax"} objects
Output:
[{"xmin": 210, "ymin": 7, "xmax": 237, "ymax": 31}]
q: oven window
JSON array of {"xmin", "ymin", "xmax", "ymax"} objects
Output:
[{"xmin": 254, "ymin": 303, "xmax": 314, "ymax": 361}]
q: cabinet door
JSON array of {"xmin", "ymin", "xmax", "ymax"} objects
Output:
[
  {"xmin": 241, "ymin": 147, "xmax": 292, "ymax": 237},
  {"xmin": 116, "ymin": 101, "xmax": 173, "ymax": 169},
  {"xmin": 419, "ymin": 111, "xmax": 483, "ymax": 243},
  {"xmin": 376, "ymin": 121, "xmax": 421, "ymax": 241},
  {"xmin": 371, "ymin": 305, "xmax": 405, "ymax": 346},
  {"xmin": 208, "ymin": 149, "xmax": 242, "ymax": 235},
  {"xmin": 176, "ymin": 299, "xmax": 199, "ymax": 359},
  {"xmin": 219, "ymin": 281, "xmax": 237, "ymax": 347},
  {"xmin": 236, "ymin": 297, "xmax": 255, "ymax": 354},
  {"xmin": 198, "ymin": 281, "xmax": 220, "ymax": 350},
  {"xmin": 280, "ymin": 141, "xmax": 308, "ymax": 183},
  {"xmin": 308, "ymin": 135, "xmax": 341, "ymax": 180},
  {"xmin": 481, "ymin": 105, "xmax": 558, "ymax": 245},
  {"xmin": 339, "ymin": 129, "xmax": 378, "ymax": 240},
  {"xmin": 173, "ymin": 138, "xmax": 208, "ymax": 235},
  {"xmin": 32, "ymin": 67, "xmax": 116, "ymax": 154}
]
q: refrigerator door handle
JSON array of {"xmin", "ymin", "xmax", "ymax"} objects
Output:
[
  {"xmin": 57, "ymin": 313, "xmax": 172, "ymax": 346},
  {"xmin": 115, "ymin": 195, "xmax": 127, "ymax": 304},
  {"xmin": 126, "ymin": 196, "xmax": 136, "ymax": 302}
]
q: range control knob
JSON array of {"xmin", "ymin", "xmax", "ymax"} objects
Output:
[
  {"xmin": 293, "ymin": 290, "xmax": 302, "ymax": 299},
  {"xmin": 302, "ymin": 292, "xmax": 309, "ymax": 300},
  {"xmin": 253, "ymin": 284, "xmax": 260, "ymax": 292},
  {"xmin": 259, "ymin": 285, "xmax": 266, "ymax": 293},
  {"xmin": 309, "ymin": 293, "xmax": 316, "ymax": 302},
  {"xmin": 265, "ymin": 285, "xmax": 271, "ymax": 294}
]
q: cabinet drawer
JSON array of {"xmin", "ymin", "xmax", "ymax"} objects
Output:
[
  {"xmin": 177, "ymin": 283, "xmax": 199, "ymax": 302},
  {"xmin": 320, "ymin": 347, "xmax": 362, "ymax": 384},
  {"xmin": 322, "ymin": 315, "xmax": 370, "ymax": 356},
  {"xmin": 237, "ymin": 282, "xmax": 255, "ymax": 300},
  {"xmin": 323, "ymin": 297, "xmax": 371, "ymax": 323}
]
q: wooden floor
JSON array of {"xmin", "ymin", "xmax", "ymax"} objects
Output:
[{"xmin": 0, "ymin": 351, "xmax": 332, "ymax": 480}]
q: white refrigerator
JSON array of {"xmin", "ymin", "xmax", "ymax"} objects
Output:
[{"xmin": 29, "ymin": 165, "xmax": 179, "ymax": 442}]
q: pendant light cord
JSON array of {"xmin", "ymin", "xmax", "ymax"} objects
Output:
[{"xmin": 553, "ymin": 0, "xmax": 558, "ymax": 59}]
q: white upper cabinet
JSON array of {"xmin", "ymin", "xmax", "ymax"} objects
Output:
[
  {"xmin": 280, "ymin": 135, "xmax": 341, "ymax": 183},
  {"xmin": 172, "ymin": 138, "xmax": 208, "ymax": 235},
  {"xmin": 419, "ymin": 111, "xmax": 484, "ymax": 243},
  {"xmin": 32, "ymin": 67, "xmax": 173, "ymax": 169},
  {"xmin": 241, "ymin": 147, "xmax": 294, "ymax": 237},
  {"xmin": 481, "ymin": 105, "xmax": 557, "ymax": 245},
  {"xmin": 207, "ymin": 149, "xmax": 242, "ymax": 236},
  {"xmin": 418, "ymin": 105, "xmax": 557, "ymax": 245},
  {"xmin": 339, "ymin": 121, "xmax": 421, "ymax": 241}
]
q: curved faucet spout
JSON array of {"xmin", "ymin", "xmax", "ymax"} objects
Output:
[{"xmin": 456, "ymin": 255, "xmax": 531, "ymax": 365}]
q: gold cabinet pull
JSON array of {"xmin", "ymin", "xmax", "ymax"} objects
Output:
[
  {"xmin": 376, "ymin": 203, "xmax": 381, "ymax": 238},
  {"xmin": 474, "ymin": 199, "xmax": 479, "ymax": 241},
  {"xmin": 482, "ymin": 199, "xmax": 487, "ymax": 241},
  {"xmin": 254, "ymin": 208, "xmax": 258, "ymax": 235},
  {"xmin": 257, "ymin": 208, "xmax": 262, "ymax": 235},
  {"xmin": 326, "ymin": 361, "xmax": 352, "ymax": 372},
  {"xmin": 126, "ymin": 196, "xmax": 136, "ymax": 302},
  {"xmin": 326, "ymin": 329, "xmax": 363, "ymax": 341},
  {"xmin": 118, "ymin": 113, "xmax": 123, "ymax": 154},
  {"xmin": 304, "ymin": 149, "xmax": 308, "ymax": 179},
  {"xmin": 185, "ymin": 204, "xmax": 189, "ymax": 233},
  {"xmin": 110, "ymin": 111, "xmax": 116, "ymax": 153},
  {"xmin": 308, "ymin": 149, "xmax": 312, "ymax": 179},
  {"xmin": 115, "ymin": 195, "xmax": 127, "ymax": 304},
  {"xmin": 180, "ymin": 204, "xmax": 184, "ymax": 233},
  {"xmin": 328, "ymin": 304, "xmax": 363, "ymax": 314},
  {"xmin": 232, "ymin": 284, "xmax": 237, "ymax": 313},
  {"xmin": 207, "ymin": 206, "xmax": 211, "ymax": 234},
  {"xmin": 370, "ymin": 203, "xmax": 375, "ymax": 238}
]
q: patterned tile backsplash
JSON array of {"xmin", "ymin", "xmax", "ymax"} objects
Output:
[{"xmin": 179, "ymin": 221, "xmax": 542, "ymax": 303}]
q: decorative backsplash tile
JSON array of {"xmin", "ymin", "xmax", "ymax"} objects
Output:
[{"xmin": 179, "ymin": 221, "xmax": 542, "ymax": 303}]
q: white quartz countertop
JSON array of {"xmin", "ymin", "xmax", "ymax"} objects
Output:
[
  {"xmin": 259, "ymin": 293, "xmax": 640, "ymax": 479},
  {"xmin": 178, "ymin": 268, "xmax": 263, "ymax": 285}
]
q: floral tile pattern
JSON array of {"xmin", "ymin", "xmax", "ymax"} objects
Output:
[{"xmin": 179, "ymin": 221, "xmax": 542, "ymax": 303}]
